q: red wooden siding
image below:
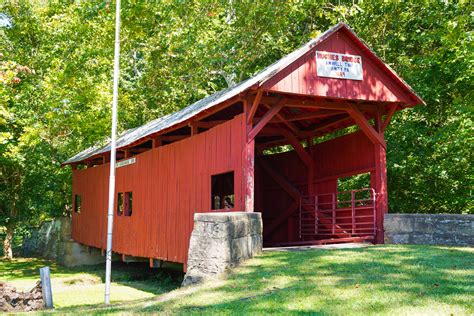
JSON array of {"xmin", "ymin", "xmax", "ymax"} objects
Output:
[
  {"xmin": 256, "ymin": 131, "xmax": 376, "ymax": 244},
  {"xmin": 71, "ymin": 114, "xmax": 246, "ymax": 264},
  {"xmin": 268, "ymin": 30, "xmax": 411, "ymax": 104}
]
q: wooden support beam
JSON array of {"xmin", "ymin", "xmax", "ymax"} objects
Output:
[
  {"xmin": 381, "ymin": 104, "xmax": 397, "ymax": 132},
  {"xmin": 243, "ymin": 98, "xmax": 255, "ymax": 211},
  {"xmin": 261, "ymin": 96, "xmax": 378, "ymax": 112},
  {"xmin": 306, "ymin": 136, "xmax": 315, "ymax": 196},
  {"xmin": 190, "ymin": 123, "xmax": 199, "ymax": 136},
  {"xmin": 373, "ymin": 109, "xmax": 388, "ymax": 244},
  {"xmin": 347, "ymin": 104, "xmax": 386, "ymax": 148},
  {"xmin": 274, "ymin": 109, "xmax": 345, "ymax": 122},
  {"xmin": 190, "ymin": 120, "xmax": 226, "ymax": 129},
  {"xmin": 247, "ymin": 90, "xmax": 263, "ymax": 124},
  {"xmin": 257, "ymin": 160, "xmax": 350, "ymax": 237},
  {"xmin": 152, "ymin": 136, "xmax": 162, "ymax": 148},
  {"xmin": 264, "ymin": 201, "xmax": 299, "ymax": 238},
  {"xmin": 129, "ymin": 148, "xmax": 150, "ymax": 154},
  {"xmin": 257, "ymin": 160, "xmax": 304, "ymax": 203},
  {"xmin": 255, "ymin": 138, "xmax": 287, "ymax": 152},
  {"xmin": 263, "ymin": 104, "xmax": 300, "ymax": 134},
  {"xmin": 123, "ymin": 149, "xmax": 130, "ymax": 158},
  {"xmin": 161, "ymin": 135, "xmax": 189, "ymax": 142},
  {"xmin": 248, "ymin": 101, "xmax": 284, "ymax": 141},
  {"xmin": 280, "ymin": 130, "xmax": 313, "ymax": 167}
]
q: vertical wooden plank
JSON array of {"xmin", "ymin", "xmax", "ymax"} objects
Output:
[
  {"xmin": 162, "ymin": 145, "xmax": 171, "ymax": 260},
  {"xmin": 177, "ymin": 140, "xmax": 186, "ymax": 262},
  {"xmin": 158, "ymin": 145, "xmax": 168, "ymax": 260},
  {"xmin": 144, "ymin": 150, "xmax": 151, "ymax": 258},
  {"xmin": 243, "ymin": 99, "xmax": 255, "ymax": 212},
  {"xmin": 152, "ymin": 148, "xmax": 159, "ymax": 257},
  {"xmin": 171, "ymin": 143, "xmax": 179, "ymax": 262}
]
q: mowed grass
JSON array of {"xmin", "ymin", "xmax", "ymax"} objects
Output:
[
  {"xmin": 1, "ymin": 245, "xmax": 473, "ymax": 315},
  {"xmin": 0, "ymin": 257, "xmax": 182, "ymax": 308}
]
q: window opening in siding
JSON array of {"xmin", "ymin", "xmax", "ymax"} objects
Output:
[
  {"xmin": 74, "ymin": 194, "xmax": 81, "ymax": 214},
  {"xmin": 211, "ymin": 171, "xmax": 234, "ymax": 210},
  {"xmin": 117, "ymin": 192, "xmax": 124, "ymax": 216},
  {"xmin": 117, "ymin": 191, "xmax": 133, "ymax": 216}
]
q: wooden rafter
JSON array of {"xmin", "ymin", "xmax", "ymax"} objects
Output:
[
  {"xmin": 263, "ymin": 104, "xmax": 300, "ymax": 134},
  {"xmin": 261, "ymin": 96, "xmax": 378, "ymax": 112},
  {"xmin": 248, "ymin": 101, "xmax": 284, "ymax": 141},
  {"xmin": 255, "ymin": 124, "xmax": 312, "ymax": 166},
  {"xmin": 347, "ymin": 104, "xmax": 386, "ymax": 148},
  {"xmin": 190, "ymin": 120, "xmax": 226, "ymax": 129},
  {"xmin": 381, "ymin": 104, "xmax": 398, "ymax": 132},
  {"xmin": 123, "ymin": 149, "xmax": 130, "ymax": 159},
  {"xmin": 280, "ymin": 130, "xmax": 313, "ymax": 167},
  {"xmin": 161, "ymin": 135, "xmax": 189, "ymax": 142},
  {"xmin": 274, "ymin": 109, "xmax": 345, "ymax": 122},
  {"xmin": 152, "ymin": 136, "xmax": 162, "ymax": 148},
  {"xmin": 190, "ymin": 123, "xmax": 199, "ymax": 136},
  {"xmin": 246, "ymin": 90, "xmax": 263, "ymax": 124},
  {"xmin": 263, "ymin": 201, "xmax": 299, "ymax": 238}
]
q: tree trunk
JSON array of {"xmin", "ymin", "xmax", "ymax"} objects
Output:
[{"xmin": 3, "ymin": 224, "xmax": 14, "ymax": 259}]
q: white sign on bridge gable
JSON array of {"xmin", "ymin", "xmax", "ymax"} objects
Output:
[{"xmin": 316, "ymin": 51, "xmax": 363, "ymax": 81}]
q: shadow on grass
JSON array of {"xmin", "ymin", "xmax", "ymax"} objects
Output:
[
  {"xmin": 0, "ymin": 257, "xmax": 183, "ymax": 296},
  {"xmin": 145, "ymin": 245, "xmax": 474, "ymax": 314},
  {"xmin": 8, "ymin": 245, "xmax": 473, "ymax": 314}
]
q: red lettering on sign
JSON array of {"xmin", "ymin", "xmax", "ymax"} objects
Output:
[{"xmin": 317, "ymin": 52, "xmax": 339, "ymax": 61}]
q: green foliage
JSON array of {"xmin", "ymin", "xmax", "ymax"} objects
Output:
[
  {"xmin": 349, "ymin": 1, "xmax": 473, "ymax": 213},
  {"xmin": 0, "ymin": 0, "xmax": 471, "ymax": 245}
]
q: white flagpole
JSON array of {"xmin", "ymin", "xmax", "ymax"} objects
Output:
[{"xmin": 105, "ymin": 0, "xmax": 121, "ymax": 305}]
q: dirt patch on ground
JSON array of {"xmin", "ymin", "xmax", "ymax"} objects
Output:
[
  {"xmin": 61, "ymin": 275, "xmax": 101, "ymax": 286},
  {"xmin": 0, "ymin": 281, "xmax": 44, "ymax": 312}
]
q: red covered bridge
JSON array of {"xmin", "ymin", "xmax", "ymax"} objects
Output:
[{"xmin": 63, "ymin": 23, "xmax": 423, "ymax": 269}]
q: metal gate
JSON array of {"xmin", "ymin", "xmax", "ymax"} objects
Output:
[{"xmin": 299, "ymin": 188, "xmax": 377, "ymax": 239}]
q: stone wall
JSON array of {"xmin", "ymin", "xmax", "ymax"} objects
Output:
[
  {"xmin": 23, "ymin": 217, "xmax": 105, "ymax": 267},
  {"xmin": 384, "ymin": 214, "xmax": 473, "ymax": 247},
  {"xmin": 183, "ymin": 212, "xmax": 263, "ymax": 286}
]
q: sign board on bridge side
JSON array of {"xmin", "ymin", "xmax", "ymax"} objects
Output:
[
  {"xmin": 316, "ymin": 51, "xmax": 363, "ymax": 81},
  {"xmin": 116, "ymin": 157, "xmax": 136, "ymax": 168}
]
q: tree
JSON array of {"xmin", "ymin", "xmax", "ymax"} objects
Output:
[{"xmin": 0, "ymin": 1, "xmax": 471, "ymax": 257}]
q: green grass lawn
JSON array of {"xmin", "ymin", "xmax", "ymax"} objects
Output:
[{"xmin": 1, "ymin": 245, "xmax": 473, "ymax": 315}]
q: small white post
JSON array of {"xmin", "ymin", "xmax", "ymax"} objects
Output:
[
  {"xmin": 105, "ymin": 0, "xmax": 121, "ymax": 305},
  {"xmin": 39, "ymin": 266, "xmax": 53, "ymax": 308}
]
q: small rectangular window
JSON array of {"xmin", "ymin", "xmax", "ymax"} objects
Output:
[
  {"xmin": 74, "ymin": 194, "xmax": 81, "ymax": 214},
  {"xmin": 211, "ymin": 171, "xmax": 234, "ymax": 210},
  {"xmin": 117, "ymin": 191, "xmax": 133, "ymax": 216},
  {"xmin": 117, "ymin": 192, "xmax": 124, "ymax": 216}
]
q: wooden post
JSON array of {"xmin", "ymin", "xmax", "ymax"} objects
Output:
[
  {"xmin": 123, "ymin": 149, "xmax": 130, "ymax": 158},
  {"xmin": 306, "ymin": 137, "xmax": 315, "ymax": 196},
  {"xmin": 39, "ymin": 266, "xmax": 53, "ymax": 308},
  {"xmin": 373, "ymin": 109, "xmax": 388, "ymax": 243},
  {"xmin": 243, "ymin": 98, "xmax": 255, "ymax": 212},
  {"xmin": 190, "ymin": 123, "xmax": 199, "ymax": 136}
]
